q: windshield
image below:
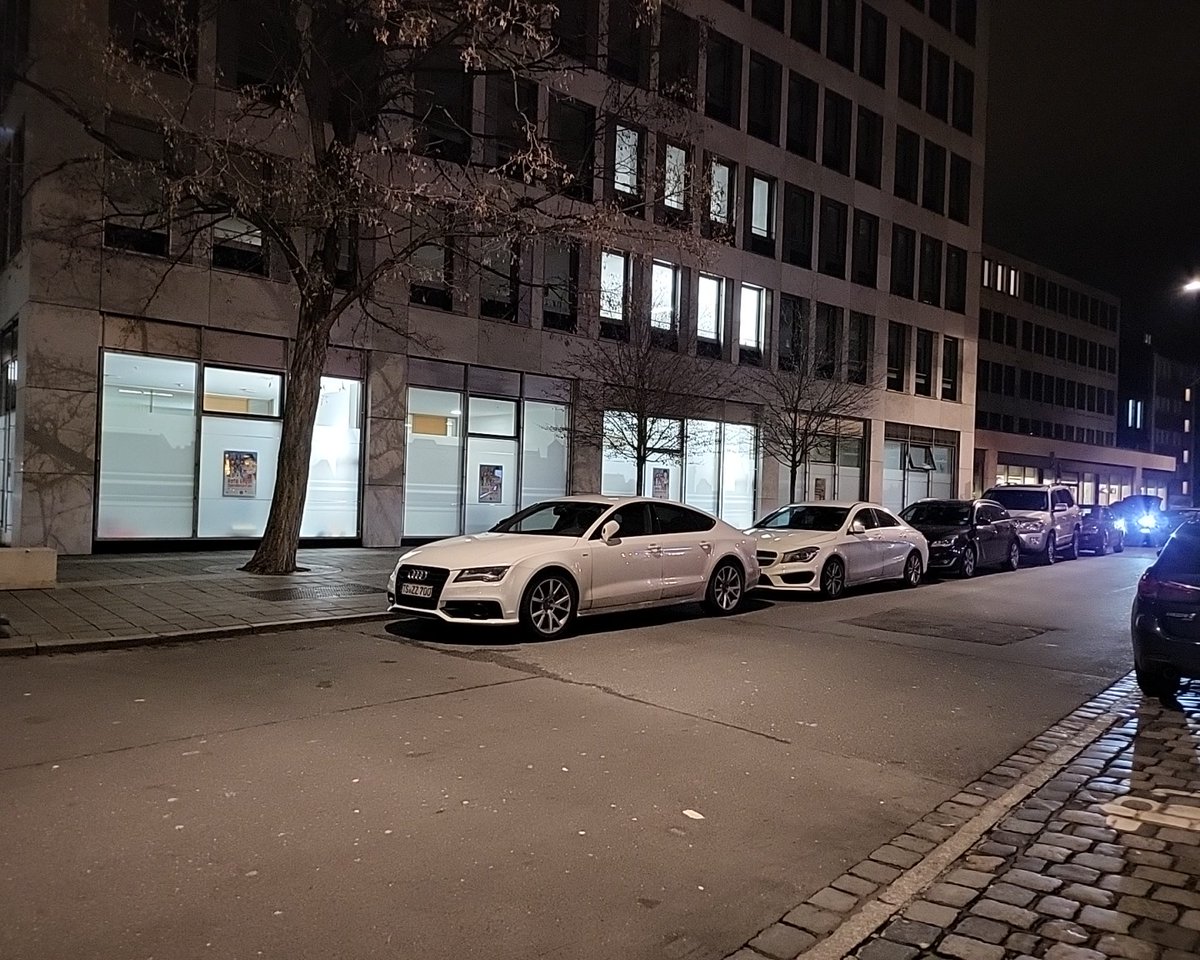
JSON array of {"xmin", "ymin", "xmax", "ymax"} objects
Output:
[
  {"xmin": 755, "ymin": 505, "xmax": 850, "ymax": 531},
  {"xmin": 1083, "ymin": 506, "xmax": 1104, "ymax": 518},
  {"xmin": 984, "ymin": 488, "xmax": 1049, "ymax": 512},
  {"xmin": 491, "ymin": 501, "xmax": 609, "ymax": 536},
  {"xmin": 901, "ymin": 502, "xmax": 971, "ymax": 526}
]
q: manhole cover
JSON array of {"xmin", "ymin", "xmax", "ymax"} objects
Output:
[
  {"xmin": 846, "ymin": 609, "xmax": 1047, "ymax": 646},
  {"xmin": 241, "ymin": 582, "xmax": 381, "ymax": 602}
]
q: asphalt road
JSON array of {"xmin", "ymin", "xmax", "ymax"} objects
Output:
[{"xmin": 0, "ymin": 547, "xmax": 1153, "ymax": 960}]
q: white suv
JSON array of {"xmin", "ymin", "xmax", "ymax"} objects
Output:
[{"xmin": 981, "ymin": 484, "xmax": 1082, "ymax": 564}]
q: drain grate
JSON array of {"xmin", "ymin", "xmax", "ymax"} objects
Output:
[
  {"xmin": 845, "ymin": 609, "xmax": 1047, "ymax": 646},
  {"xmin": 242, "ymin": 582, "xmax": 382, "ymax": 603}
]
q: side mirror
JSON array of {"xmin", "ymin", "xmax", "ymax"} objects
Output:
[
  {"xmin": 601, "ymin": 520, "xmax": 621, "ymax": 544},
  {"xmin": 850, "ymin": 520, "xmax": 867, "ymax": 535},
  {"xmin": 1053, "ymin": 503, "xmax": 1068, "ymax": 513},
  {"xmin": 976, "ymin": 516, "xmax": 991, "ymax": 526}
]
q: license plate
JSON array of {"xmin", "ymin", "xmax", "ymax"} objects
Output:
[{"xmin": 400, "ymin": 584, "xmax": 433, "ymax": 599}]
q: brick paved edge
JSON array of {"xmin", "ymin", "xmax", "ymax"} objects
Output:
[
  {"xmin": 0, "ymin": 611, "xmax": 394, "ymax": 657},
  {"xmin": 726, "ymin": 676, "xmax": 1139, "ymax": 960}
]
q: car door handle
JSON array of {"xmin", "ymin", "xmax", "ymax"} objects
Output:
[{"xmin": 646, "ymin": 543, "xmax": 662, "ymax": 555}]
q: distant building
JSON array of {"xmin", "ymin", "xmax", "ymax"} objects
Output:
[
  {"xmin": 973, "ymin": 246, "xmax": 1174, "ymax": 503},
  {"xmin": 1119, "ymin": 346, "xmax": 1198, "ymax": 507}
]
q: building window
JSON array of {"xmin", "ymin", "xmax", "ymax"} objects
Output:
[
  {"xmin": 479, "ymin": 244, "xmax": 518, "ymax": 322},
  {"xmin": 650, "ymin": 260, "xmax": 681, "ymax": 333},
  {"xmin": 658, "ymin": 7, "xmax": 699, "ymax": 106},
  {"xmin": 663, "ymin": 144, "xmax": 688, "ymax": 212},
  {"xmin": 890, "ymin": 225, "xmax": 916, "ymax": 298},
  {"xmin": 822, "ymin": 90, "xmax": 853, "ymax": 175},
  {"xmin": 542, "ymin": 243, "xmax": 578, "ymax": 332},
  {"xmin": 826, "ymin": 0, "xmax": 856, "ymax": 69},
  {"xmin": 745, "ymin": 171, "xmax": 776, "ymax": 256},
  {"xmin": 705, "ymin": 29, "xmax": 742, "ymax": 128},
  {"xmin": 551, "ymin": 0, "xmax": 594, "ymax": 61},
  {"xmin": 887, "ymin": 322, "xmax": 909, "ymax": 392},
  {"xmin": 914, "ymin": 329, "xmax": 934, "ymax": 397},
  {"xmin": 606, "ymin": 0, "xmax": 649, "ymax": 86},
  {"xmin": 949, "ymin": 153, "xmax": 971, "ymax": 224},
  {"xmin": 697, "ymin": 275, "xmax": 725, "ymax": 352},
  {"xmin": 848, "ymin": 312, "xmax": 872, "ymax": 385},
  {"xmin": 945, "ymin": 245, "xmax": 967, "ymax": 313},
  {"xmin": 952, "ymin": 63, "xmax": 975, "ymax": 134},
  {"xmin": 612, "ymin": 123, "xmax": 642, "ymax": 198},
  {"xmin": 921, "ymin": 141, "xmax": 946, "ymax": 214},
  {"xmin": 484, "ymin": 75, "xmax": 538, "ymax": 169},
  {"xmin": 925, "ymin": 47, "xmax": 950, "ymax": 122},
  {"xmin": 599, "ymin": 250, "xmax": 630, "ymax": 335},
  {"xmin": 1, "ymin": 0, "xmax": 31, "ymax": 110},
  {"xmin": 855, "ymin": 107, "xmax": 884, "ymax": 188},
  {"xmin": 918, "ymin": 235, "xmax": 943, "ymax": 306},
  {"xmin": 859, "ymin": 4, "xmax": 887, "ymax": 87},
  {"xmin": 547, "ymin": 95, "xmax": 595, "ymax": 200},
  {"xmin": 752, "ymin": 0, "xmax": 786, "ymax": 29},
  {"xmin": 851, "ymin": 211, "xmax": 878, "ymax": 287},
  {"xmin": 814, "ymin": 303, "xmax": 841, "ymax": 379},
  {"xmin": 941, "ymin": 336, "xmax": 960, "ymax": 401},
  {"xmin": 748, "ymin": 53, "xmax": 782, "ymax": 144},
  {"xmin": 898, "ymin": 30, "xmax": 923, "ymax": 106},
  {"xmin": 818, "ymin": 198, "xmax": 848, "ymax": 279},
  {"xmin": 412, "ymin": 52, "xmax": 473, "ymax": 163},
  {"xmin": 894, "ymin": 126, "xmax": 920, "ymax": 203},
  {"xmin": 739, "ymin": 283, "xmax": 767, "ymax": 359},
  {"xmin": 778, "ymin": 295, "xmax": 808, "ymax": 370},
  {"xmin": 707, "ymin": 156, "xmax": 734, "ymax": 231},
  {"xmin": 112, "ymin": 0, "xmax": 198, "ymax": 76},
  {"xmin": 956, "ymin": 0, "xmax": 978, "ymax": 44},
  {"xmin": 782, "ymin": 183, "xmax": 815, "ymax": 268},
  {"xmin": 930, "ymin": 0, "xmax": 952, "ymax": 27},
  {"xmin": 792, "ymin": 0, "xmax": 822, "ymax": 50},
  {"xmin": 786, "ymin": 72, "xmax": 819, "ymax": 160},
  {"xmin": 212, "ymin": 215, "xmax": 266, "ymax": 275}
]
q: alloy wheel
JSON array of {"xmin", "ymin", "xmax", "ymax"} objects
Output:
[
  {"xmin": 528, "ymin": 577, "xmax": 573, "ymax": 636},
  {"xmin": 1008, "ymin": 542, "xmax": 1020, "ymax": 571},
  {"xmin": 904, "ymin": 553, "xmax": 923, "ymax": 586},
  {"xmin": 961, "ymin": 547, "xmax": 976, "ymax": 578},
  {"xmin": 712, "ymin": 564, "xmax": 743, "ymax": 612},
  {"xmin": 821, "ymin": 559, "xmax": 845, "ymax": 598}
]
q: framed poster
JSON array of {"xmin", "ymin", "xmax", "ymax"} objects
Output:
[
  {"xmin": 478, "ymin": 464, "xmax": 503, "ymax": 503},
  {"xmin": 223, "ymin": 450, "xmax": 258, "ymax": 498},
  {"xmin": 652, "ymin": 467, "xmax": 670, "ymax": 499},
  {"xmin": 813, "ymin": 477, "xmax": 827, "ymax": 502}
]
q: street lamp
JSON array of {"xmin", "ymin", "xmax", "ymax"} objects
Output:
[{"xmin": 1184, "ymin": 279, "xmax": 1200, "ymax": 293}]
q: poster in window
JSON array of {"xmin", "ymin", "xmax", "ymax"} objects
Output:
[
  {"xmin": 478, "ymin": 464, "xmax": 503, "ymax": 503},
  {"xmin": 652, "ymin": 467, "xmax": 670, "ymax": 499},
  {"xmin": 814, "ymin": 477, "xmax": 827, "ymax": 501},
  {"xmin": 223, "ymin": 450, "xmax": 258, "ymax": 498}
]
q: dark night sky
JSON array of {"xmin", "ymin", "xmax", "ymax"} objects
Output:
[{"xmin": 984, "ymin": 0, "xmax": 1200, "ymax": 363}]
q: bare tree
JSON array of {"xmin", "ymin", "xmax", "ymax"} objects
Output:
[
  {"xmin": 11, "ymin": 0, "xmax": 687, "ymax": 571},
  {"xmin": 756, "ymin": 303, "xmax": 876, "ymax": 503}
]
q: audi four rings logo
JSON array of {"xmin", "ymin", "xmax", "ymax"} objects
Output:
[{"xmin": 407, "ymin": 568, "xmax": 428, "ymax": 581}]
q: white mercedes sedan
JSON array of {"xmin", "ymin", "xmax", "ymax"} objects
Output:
[
  {"xmin": 387, "ymin": 496, "xmax": 760, "ymax": 639},
  {"xmin": 750, "ymin": 501, "xmax": 928, "ymax": 599}
]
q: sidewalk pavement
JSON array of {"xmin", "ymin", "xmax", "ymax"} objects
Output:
[
  {"xmin": 729, "ymin": 677, "xmax": 1200, "ymax": 960},
  {"xmin": 0, "ymin": 547, "xmax": 398, "ymax": 655}
]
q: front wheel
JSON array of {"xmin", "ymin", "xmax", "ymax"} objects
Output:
[
  {"xmin": 1113, "ymin": 533, "xmax": 1125, "ymax": 554},
  {"xmin": 1005, "ymin": 540, "xmax": 1020, "ymax": 571},
  {"xmin": 819, "ymin": 557, "xmax": 846, "ymax": 600},
  {"xmin": 901, "ymin": 551, "xmax": 923, "ymax": 588},
  {"xmin": 1096, "ymin": 531, "xmax": 1109, "ymax": 556},
  {"xmin": 519, "ymin": 572, "xmax": 577, "ymax": 640},
  {"xmin": 960, "ymin": 545, "xmax": 977, "ymax": 579},
  {"xmin": 1064, "ymin": 529, "xmax": 1080, "ymax": 560},
  {"xmin": 1043, "ymin": 534, "xmax": 1057, "ymax": 565},
  {"xmin": 703, "ymin": 561, "xmax": 745, "ymax": 616}
]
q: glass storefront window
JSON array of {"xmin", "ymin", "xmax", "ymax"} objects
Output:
[
  {"xmin": 405, "ymin": 387, "xmax": 464, "ymax": 537},
  {"xmin": 469, "ymin": 396, "xmax": 517, "ymax": 436},
  {"xmin": 203, "ymin": 367, "xmax": 282, "ymax": 416},
  {"xmin": 97, "ymin": 353, "xmax": 198, "ymax": 538},
  {"xmin": 197, "ymin": 416, "xmax": 283, "ymax": 537},
  {"xmin": 301, "ymin": 377, "xmax": 363, "ymax": 537},
  {"xmin": 521, "ymin": 402, "xmax": 568, "ymax": 507},
  {"xmin": 684, "ymin": 421, "xmax": 721, "ymax": 515},
  {"xmin": 720, "ymin": 424, "xmax": 756, "ymax": 527}
]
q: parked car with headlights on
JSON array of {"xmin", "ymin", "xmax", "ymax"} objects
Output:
[
  {"xmin": 1079, "ymin": 505, "xmax": 1125, "ymax": 555},
  {"xmin": 750, "ymin": 502, "xmax": 928, "ymax": 599},
  {"xmin": 1131, "ymin": 517, "xmax": 1200, "ymax": 699},
  {"xmin": 387, "ymin": 496, "xmax": 759, "ymax": 639},
  {"xmin": 899, "ymin": 498, "xmax": 1020, "ymax": 578},
  {"xmin": 981, "ymin": 483, "xmax": 1081, "ymax": 564},
  {"xmin": 1112, "ymin": 495, "xmax": 1165, "ymax": 547}
]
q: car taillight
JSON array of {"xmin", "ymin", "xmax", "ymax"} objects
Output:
[{"xmin": 1138, "ymin": 570, "xmax": 1200, "ymax": 603}]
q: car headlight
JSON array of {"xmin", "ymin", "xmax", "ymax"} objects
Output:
[
  {"xmin": 930, "ymin": 537, "xmax": 961, "ymax": 548},
  {"xmin": 454, "ymin": 566, "xmax": 510, "ymax": 583},
  {"xmin": 1016, "ymin": 519, "xmax": 1044, "ymax": 533},
  {"xmin": 1138, "ymin": 514, "xmax": 1158, "ymax": 530},
  {"xmin": 781, "ymin": 547, "xmax": 820, "ymax": 564},
  {"xmin": 1114, "ymin": 518, "xmax": 1127, "ymax": 532}
]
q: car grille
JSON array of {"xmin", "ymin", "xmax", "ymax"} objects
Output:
[
  {"xmin": 395, "ymin": 565, "xmax": 450, "ymax": 610},
  {"xmin": 756, "ymin": 550, "xmax": 778, "ymax": 566}
]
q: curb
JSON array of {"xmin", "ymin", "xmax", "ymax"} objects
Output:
[{"xmin": 0, "ymin": 611, "xmax": 395, "ymax": 657}]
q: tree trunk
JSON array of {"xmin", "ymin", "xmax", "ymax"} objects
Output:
[
  {"xmin": 789, "ymin": 463, "xmax": 799, "ymax": 503},
  {"xmin": 241, "ymin": 298, "xmax": 331, "ymax": 574},
  {"xmin": 635, "ymin": 454, "xmax": 646, "ymax": 496}
]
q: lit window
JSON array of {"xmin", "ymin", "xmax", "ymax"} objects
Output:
[
  {"xmin": 1008, "ymin": 270, "xmax": 1018, "ymax": 298},
  {"xmin": 650, "ymin": 260, "xmax": 680, "ymax": 331},
  {"xmin": 614, "ymin": 124, "xmax": 641, "ymax": 195},
  {"xmin": 982, "ymin": 258, "xmax": 992, "ymax": 287},
  {"xmin": 994, "ymin": 263, "xmax": 1005, "ymax": 291},
  {"xmin": 664, "ymin": 145, "xmax": 687, "ymax": 211},
  {"xmin": 1185, "ymin": 449, "xmax": 1191, "ymax": 465},
  {"xmin": 709, "ymin": 159, "xmax": 732, "ymax": 224},
  {"xmin": 750, "ymin": 174, "xmax": 774, "ymax": 238},
  {"xmin": 600, "ymin": 250, "xmax": 629, "ymax": 321},
  {"xmin": 1186, "ymin": 419, "xmax": 1192, "ymax": 434},
  {"xmin": 1187, "ymin": 387, "xmax": 1193, "ymax": 402},
  {"xmin": 1185, "ymin": 481, "xmax": 1191, "ymax": 496},
  {"xmin": 739, "ymin": 283, "xmax": 765, "ymax": 349},
  {"xmin": 697, "ymin": 274, "xmax": 724, "ymax": 342}
]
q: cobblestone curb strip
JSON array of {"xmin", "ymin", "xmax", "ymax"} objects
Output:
[
  {"xmin": 0, "ymin": 611, "xmax": 393, "ymax": 657},
  {"xmin": 727, "ymin": 675, "xmax": 1195, "ymax": 960}
]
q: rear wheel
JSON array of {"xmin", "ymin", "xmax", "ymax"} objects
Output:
[
  {"xmin": 1096, "ymin": 531, "xmax": 1109, "ymax": 556},
  {"xmin": 1005, "ymin": 540, "xmax": 1020, "ymax": 571},
  {"xmin": 519, "ymin": 572, "xmax": 577, "ymax": 640},
  {"xmin": 819, "ymin": 557, "xmax": 846, "ymax": 600},
  {"xmin": 703, "ymin": 561, "xmax": 745, "ymax": 616},
  {"xmin": 1113, "ymin": 532, "xmax": 1125, "ymax": 554},
  {"xmin": 959, "ymin": 545, "xmax": 977, "ymax": 579},
  {"xmin": 1136, "ymin": 661, "xmax": 1181, "ymax": 701},
  {"xmin": 901, "ymin": 551, "xmax": 923, "ymax": 588}
]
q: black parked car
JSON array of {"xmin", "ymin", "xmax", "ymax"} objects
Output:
[
  {"xmin": 1079, "ymin": 505, "xmax": 1125, "ymax": 555},
  {"xmin": 1131, "ymin": 518, "xmax": 1200, "ymax": 699},
  {"xmin": 1112, "ymin": 495, "xmax": 1166, "ymax": 547},
  {"xmin": 899, "ymin": 499, "xmax": 1020, "ymax": 578}
]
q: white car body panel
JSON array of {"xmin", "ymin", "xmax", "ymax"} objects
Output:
[
  {"xmin": 387, "ymin": 496, "xmax": 760, "ymax": 627},
  {"xmin": 751, "ymin": 501, "xmax": 929, "ymax": 593}
]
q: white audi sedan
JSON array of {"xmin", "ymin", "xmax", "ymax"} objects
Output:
[
  {"xmin": 751, "ymin": 501, "xmax": 928, "ymax": 599},
  {"xmin": 387, "ymin": 496, "xmax": 759, "ymax": 639}
]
